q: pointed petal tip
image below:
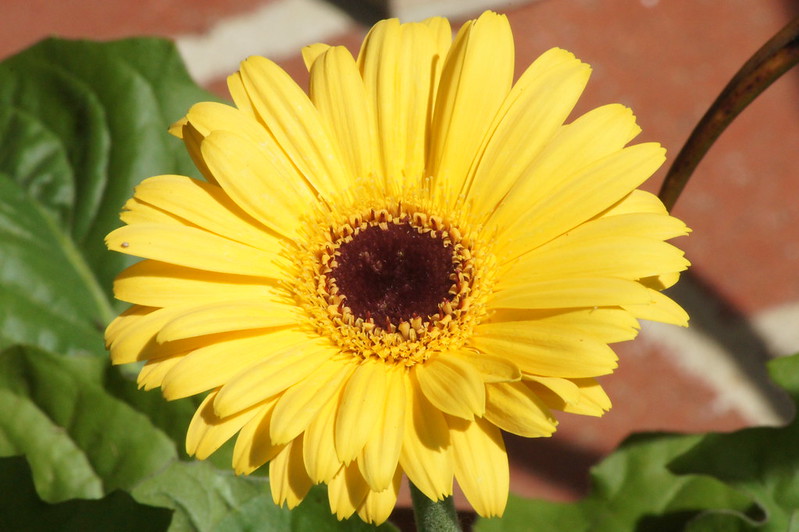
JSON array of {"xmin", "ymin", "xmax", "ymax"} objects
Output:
[{"xmin": 168, "ymin": 117, "xmax": 187, "ymax": 138}]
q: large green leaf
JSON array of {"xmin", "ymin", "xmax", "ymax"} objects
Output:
[
  {"xmin": 0, "ymin": 37, "xmax": 214, "ymax": 356},
  {"xmin": 133, "ymin": 461, "xmax": 399, "ymax": 532},
  {"xmin": 104, "ymin": 363, "xmax": 201, "ymax": 459},
  {"xmin": 0, "ymin": 345, "xmax": 177, "ymax": 501},
  {"xmin": 132, "ymin": 460, "xmax": 285, "ymax": 532},
  {"xmin": 670, "ymin": 353, "xmax": 799, "ymax": 531},
  {"xmin": 0, "ymin": 455, "xmax": 172, "ymax": 532},
  {"xmin": 475, "ymin": 432, "xmax": 756, "ymax": 531},
  {"xmin": 0, "ymin": 173, "xmax": 111, "ymax": 356}
]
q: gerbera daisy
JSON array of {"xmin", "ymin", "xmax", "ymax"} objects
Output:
[{"xmin": 105, "ymin": 10, "xmax": 689, "ymax": 525}]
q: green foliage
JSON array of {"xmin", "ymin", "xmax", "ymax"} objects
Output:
[
  {"xmin": 133, "ymin": 462, "xmax": 399, "ymax": 532},
  {"xmin": 0, "ymin": 346, "xmax": 176, "ymax": 501},
  {"xmin": 475, "ymin": 432, "xmax": 756, "ymax": 531},
  {"xmin": 0, "ymin": 37, "xmax": 211, "ymax": 356},
  {"xmin": 0, "ymin": 455, "xmax": 172, "ymax": 532},
  {"xmin": 0, "ymin": 172, "xmax": 110, "ymax": 356},
  {"xmin": 132, "ymin": 460, "xmax": 287, "ymax": 532},
  {"xmin": 476, "ymin": 353, "xmax": 799, "ymax": 532},
  {"xmin": 670, "ymin": 355, "xmax": 799, "ymax": 531}
]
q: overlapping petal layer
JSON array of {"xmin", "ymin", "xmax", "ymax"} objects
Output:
[{"xmin": 105, "ymin": 10, "xmax": 689, "ymax": 525}]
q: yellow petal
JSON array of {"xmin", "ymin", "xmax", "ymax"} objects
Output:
[
  {"xmin": 187, "ymin": 102, "xmax": 316, "ymax": 197},
  {"xmin": 106, "ymin": 224, "xmax": 286, "ymax": 278},
  {"xmin": 499, "ymin": 237, "xmax": 689, "ymax": 287},
  {"xmin": 157, "ymin": 299, "xmax": 298, "ymax": 342},
  {"xmin": 642, "ymin": 271, "xmax": 681, "ymax": 290},
  {"xmin": 495, "ymin": 143, "xmax": 667, "ymax": 257},
  {"xmin": 270, "ymin": 436, "xmax": 313, "ymax": 509},
  {"xmin": 185, "ymin": 390, "xmax": 265, "ymax": 460},
  {"xmin": 358, "ymin": 365, "xmax": 406, "ymax": 491},
  {"xmin": 226, "ymin": 71, "xmax": 255, "ymax": 116},
  {"xmin": 176, "ymin": 122, "xmax": 217, "ymax": 184},
  {"xmin": 420, "ymin": 16, "xmax": 453, "ymax": 90},
  {"xmin": 356, "ymin": 468, "xmax": 402, "ymax": 525},
  {"xmin": 466, "ymin": 48, "xmax": 591, "ymax": 215},
  {"xmin": 623, "ymin": 288, "xmax": 689, "ymax": 326},
  {"xmin": 303, "ymin": 391, "xmax": 343, "ymax": 483},
  {"xmin": 137, "ymin": 354, "xmax": 185, "ymax": 391},
  {"xmin": 168, "ymin": 116, "xmax": 187, "ymax": 138},
  {"xmin": 358, "ymin": 19, "xmax": 442, "ymax": 192},
  {"xmin": 119, "ymin": 197, "xmax": 180, "ymax": 226},
  {"xmin": 490, "ymin": 102, "xmax": 642, "ymax": 229},
  {"xmin": 485, "ymin": 307, "xmax": 640, "ymax": 344},
  {"xmin": 450, "ymin": 350, "xmax": 521, "ymax": 383},
  {"xmin": 428, "ymin": 11, "xmax": 514, "ymax": 200},
  {"xmin": 232, "ymin": 398, "xmax": 283, "ymax": 474},
  {"xmin": 448, "ymin": 416, "xmax": 508, "ymax": 517},
  {"xmin": 302, "ymin": 42, "xmax": 331, "ymax": 70},
  {"xmin": 484, "ymin": 381, "xmax": 557, "ymax": 437},
  {"xmin": 415, "ymin": 353, "xmax": 485, "ymax": 419},
  {"xmin": 113, "ymin": 260, "xmax": 280, "ymax": 308},
  {"xmin": 180, "ymin": 100, "xmax": 287, "ymax": 191},
  {"xmin": 571, "ymin": 378, "xmax": 612, "ymax": 415},
  {"xmin": 183, "ymin": 101, "xmax": 263, "ymax": 138},
  {"xmin": 213, "ymin": 339, "xmax": 335, "ymax": 417},
  {"xmin": 335, "ymin": 359, "xmax": 388, "ymax": 463},
  {"xmin": 310, "ymin": 46, "xmax": 377, "ymax": 183},
  {"xmin": 328, "ymin": 462, "xmax": 369, "ymax": 520},
  {"xmin": 601, "ymin": 189, "xmax": 668, "ymax": 216},
  {"xmin": 524, "ymin": 375, "xmax": 580, "ymax": 405},
  {"xmin": 399, "ymin": 373, "xmax": 453, "ymax": 501},
  {"xmin": 238, "ymin": 55, "xmax": 351, "ymax": 200},
  {"xmin": 160, "ymin": 329, "xmax": 312, "ymax": 400},
  {"xmin": 472, "ymin": 322, "xmax": 618, "ymax": 378},
  {"xmin": 201, "ymin": 129, "xmax": 315, "ymax": 238},
  {"xmin": 106, "ymin": 305, "xmax": 191, "ymax": 364},
  {"xmin": 270, "ymin": 358, "xmax": 355, "ymax": 445},
  {"xmin": 490, "ymin": 277, "xmax": 654, "ymax": 310},
  {"xmin": 131, "ymin": 174, "xmax": 280, "ymax": 247},
  {"xmin": 579, "ymin": 212, "xmax": 690, "ymax": 242},
  {"xmin": 528, "ymin": 377, "xmax": 611, "ymax": 417}
]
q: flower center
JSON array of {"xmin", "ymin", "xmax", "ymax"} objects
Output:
[
  {"xmin": 330, "ymin": 223, "xmax": 455, "ymax": 326},
  {"xmin": 290, "ymin": 198, "xmax": 496, "ymax": 365}
]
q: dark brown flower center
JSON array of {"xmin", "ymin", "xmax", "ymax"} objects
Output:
[{"xmin": 330, "ymin": 223, "xmax": 455, "ymax": 325}]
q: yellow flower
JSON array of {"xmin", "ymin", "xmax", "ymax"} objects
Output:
[{"xmin": 105, "ymin": 11, "xmax": 689, "ymax": 524}]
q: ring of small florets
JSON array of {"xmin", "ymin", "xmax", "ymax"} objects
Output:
[{"xmin": 291, "ymin": 200, "xmax": 494, "ymax": 366}]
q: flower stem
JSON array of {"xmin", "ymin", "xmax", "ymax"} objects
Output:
[{"xmin": 409, "ymin": 483, "xmax": 462, "ymax": 532}]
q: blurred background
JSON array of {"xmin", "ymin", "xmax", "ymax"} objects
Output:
[{"xmin": 2, "ymin": 0, "xmax": 798, "ymax": 514}]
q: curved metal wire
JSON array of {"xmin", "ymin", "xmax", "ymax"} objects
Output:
[{"xmin": 658, "ymin": 16, "xmax": 799, "ymax": 211}]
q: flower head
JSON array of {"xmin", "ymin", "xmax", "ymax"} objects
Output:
[{"xmin": 105, "ymin": 11, "xmax": 689, "ymax": 524}]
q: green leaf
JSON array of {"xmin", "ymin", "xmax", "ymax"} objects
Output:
[
  {"xmin": 104, "ymin": 364, "xmax": 201, "ymax": 459},
  {"xmin": 0, "ymin": 345, "xmax": 177, "ymax": 501},
  {"xmin": 0, "ymin": 37, "xmax": 215, "ymax": 356},
  {"xmin": 132, "ymin": 461, "xmax": 399, "ymax": 532},
  {"xmin": 0, "ymin": 455, "xmax": 172, "ymax": 532},
  {"xmin": 104, "ymin": 365, "xmax": 239, "ymax": 469},
  {"xmin": 670, "ymin": 353, "xmax": 799, "ymax": 531},
  {"xmin": 0, "ymin": 173, "xmax": 110, "ymax": 356},
  {"xmin": 132, "ymin": 460, "xmax": 284, "ymax": 532},
  {"xmin": 475, "ymin": 432, "xmax": 755, "ymax": 532}
]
